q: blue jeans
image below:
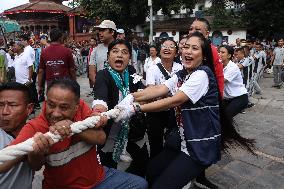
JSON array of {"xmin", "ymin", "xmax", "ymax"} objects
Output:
[{"xmin": 94, "ymin": 167, "xmax": 148, "ymax": 189}]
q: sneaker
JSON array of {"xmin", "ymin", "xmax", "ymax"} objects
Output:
[
  {"xmin": 247, "ymin": 102, "xmax": 255, "ymax": 108},
  {"xmin": 87, "ymin": 90, "xmax": 94, "ymax": 97},
  {"xmin": 194, "ymin": 177, "xmax": 218, "ymax": 189},
  {"xmin": 255, "ymin": 91, "xmax": 262, "ymax": 95}
]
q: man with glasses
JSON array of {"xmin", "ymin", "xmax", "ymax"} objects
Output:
[{"xmin": 89, "ymin": 20, "xmax": 116, "ymax": 87}]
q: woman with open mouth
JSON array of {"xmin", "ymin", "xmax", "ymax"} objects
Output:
[
  {"xmin": 114, "ymin": 32, "xmax": 255, "ymax": 189},
  {"xmin": 92, "ymin": 39, "xmax": 149, "ymax": 177},
  {"xmin": 145, "ymin": 38, "xmax": 183, "ymax": 160}
]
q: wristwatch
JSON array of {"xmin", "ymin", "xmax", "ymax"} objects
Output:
[{"xmin": 133, "ymin": 102, "xmax": 141, "ymax": 113}]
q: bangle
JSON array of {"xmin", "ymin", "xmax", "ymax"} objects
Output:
[{"xmin": 133, "ymin": 102, "xmax": 141, "ymax": 113}]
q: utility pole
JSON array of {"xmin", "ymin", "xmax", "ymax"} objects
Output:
[{"xmin": 148, "ymin": 0, "xmax": 153, "ymax": 44}]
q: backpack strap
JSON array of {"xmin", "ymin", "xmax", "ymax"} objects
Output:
[{"xmin": 156, "ymin": 63, "xmax": 171, "ymax": 80}]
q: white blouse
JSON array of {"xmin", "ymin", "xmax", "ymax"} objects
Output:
[
  {"xmin": 143, "ymin": 56, "xmax": 161, "ymax": 73},
  {"xmin": 224, "ymin": 60, "xmax": 248, "ymax": 99}
]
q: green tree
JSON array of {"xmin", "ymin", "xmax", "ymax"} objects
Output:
[
  {"xmin": 242, "ymin": 0, "xmax": 284, "ymax": 37},
  {"xmin": 207, "ymin": 0, "xmax": 284, "ymax": 38},
  {"xmin": 78, "ymin": 0, "xmax": 197, "ymax": 29}
]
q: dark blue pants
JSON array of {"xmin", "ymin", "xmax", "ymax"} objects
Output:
[
  {"xmin": 224, "ymin": 94, "xmax": 248, "ymax": 117},
  {"xmin": 146, "ymin": 148, "xmax": 206, "ymax": 189},
  {"xmin": 147, "ymin": 109, "xmax": 176, "ymax": 159}
]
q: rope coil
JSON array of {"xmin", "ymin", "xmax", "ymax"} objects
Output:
[{"xmin": 0, "ymin": 109, "xmax": 120, "ymax": 164}]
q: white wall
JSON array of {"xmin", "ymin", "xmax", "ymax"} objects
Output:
[
  {"xmin": 152, "ymin": 29, "xmax": 246, "ymax": 45},
  {"xmin": 210, "ymin": 30, "xmax": 247, "ymax": 45}
]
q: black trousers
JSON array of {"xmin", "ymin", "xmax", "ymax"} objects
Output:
[
  {"xmin": 146, "ymin": 148, "xmax": 206, "ymax": 189},
  {"xmin": 98, "ymin": 142, "xmax": 149, "ymax": 177},
  {"xmin": 224, "ymin": 94, "xmax": 249, "ymax": 117},
  {"xmin": 146, "ymin": 109, "xmax": 176, "ymax": 159}
]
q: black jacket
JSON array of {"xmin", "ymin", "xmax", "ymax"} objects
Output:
[
  {"xmin": 93, "ymin": 65, "xmax": 144, "ymax": 136},
  {"xmin": 93, "ymin": 65, "xmax": 144, "ymax": 109}
]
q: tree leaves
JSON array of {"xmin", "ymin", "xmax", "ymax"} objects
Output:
[{"xmin": 79, "ymin": 0, "xmax": 196, "ymax": 28}]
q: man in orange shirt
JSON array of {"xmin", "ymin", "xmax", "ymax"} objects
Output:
[{"xmin": 6, "ymin": 78, "xmax": 147, "ymax": 189}]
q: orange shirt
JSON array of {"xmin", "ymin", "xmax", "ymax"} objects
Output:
[
  {"xmin": 11, "ymin": 100, "xmax": 105, "ymax": 189},
  {"xmin": 211, "ymin": 44, "xmax": 224, "ymax": 98}
]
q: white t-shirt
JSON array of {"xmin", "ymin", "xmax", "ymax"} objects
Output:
[
  {"xmin": 89, "ymin": 43, "xmax": 108, "ymax": 71},
  {"xmin": 0, "ymin": 129, "xmax": 33, "ymax": 189},
  {"xmin": 273, "ymin": 47, "xmax": 284, "ymax": 66},
  {"xmin": 6, "ymin": 53, "xmax": 14, "ymax": 68},
  {"xmin": 163, "ymin": 70, "xmax": 209, "ymax": 104},
  {"xmin": 23, "ymin": 45, "xmax": 35, "ymax": 65},
  {"xmin": 14, "ymin": 53, "xmax": 33, "ymax": 84},
  {"xmin": 239, "ymin": 57, "xmax": 250, "ymax": 67},
  {"xmin": 163, "ymin": 70, "xmax": 209, "ymax": 155},
  {"xmin": 254, "ymin": 50, "xmax": 266, "ymax": 73},
  {"xmin": 143, "ymin": 56, "xmax": 161, "ymax": 73},
  {"xmin": 224, "ymin": 61, "xmax": 247, "ymax": 99},
  {"xmin": 146, "ymin": 62, "xmax": 183, "ymax": 86}
]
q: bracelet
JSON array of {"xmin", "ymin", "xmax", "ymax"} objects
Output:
[{"xmin": 133, "ymin": 102, "xmax": 141, "ymax": 113}]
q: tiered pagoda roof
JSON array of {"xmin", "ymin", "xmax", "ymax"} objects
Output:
[{"xmin": 4, "ymin": 0, "xmax": 71, "ymax": 15}]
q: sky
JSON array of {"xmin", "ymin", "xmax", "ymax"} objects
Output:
[{"xmin": 0, "ymin": 0, "xmax": 72, "ymax": 13}]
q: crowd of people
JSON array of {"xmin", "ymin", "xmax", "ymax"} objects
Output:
[{"xmin": 0, "ymin": 17, "xmax": 283, "ymax": 189}]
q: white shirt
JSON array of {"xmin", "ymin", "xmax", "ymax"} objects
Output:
[
  {"xmin": 14, "ymin": 53, "xmax": 33, "ymax": 84},
  {"xmin": 163, "ymin": 70, "xmax": 209, "ymax": 104},
  {"xmin": 89, "ymin": 44, "xmax": 108, "ymax": 71},
  {"xmin": 143, "ymin": 56, "xmax": 161, "ymax": 73},
  {"xmin": 273, "ymin": 46, "xmax": 284, "ymax": 66},
  {"xmin": 146, "ymin": 62, "xmax": 183, "ymax": 86},
  {"xmin": 239, "ymin": 57, "xmax": 250, "ymax": 67},
  {"xmin": 6, "ymin": 53, "xmax": 14, "ymax": 68},
  {"xmin": 224, "ymin": 61, "xmax": 247, "ymax": 99},
  {"xmin": 23, "ymin": 45, "xmax": 35, "ymax": 65},
  {"xmin": 254, "ymin": 50, "xmax": 266, "ymax": 73}
]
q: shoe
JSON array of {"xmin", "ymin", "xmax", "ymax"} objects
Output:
[
  {"xmin": 255, "ymin": 91, "xmax": 262, "ymax": 95},
  {"xmin": 87, "ymin": 90, "xmax": 94, "ymax": 97},
  {"xmin": 195, "ymin": 176, "xmax": 218, "ymax": 189},
  {"xmin": 241, "ymin": 110, "xmax": 246, "ymax": 114},
  {"xmin": 272, "ymin": 84, "xmax": 280, "ymax": 88},
  {"xmin": 247, "ymin": 102, "xmax": 255, "ymax": 108}
]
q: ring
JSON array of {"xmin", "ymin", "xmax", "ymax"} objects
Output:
[{"xmin": 62, "ymin": 126, "xmax": 66, "ymax": 128}]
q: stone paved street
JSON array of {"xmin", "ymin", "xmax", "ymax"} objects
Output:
[
  {"xmin": 32, "ymin": 73, "xmax": 284, "ymax": 189},
  {"xmin": 202, "ymin": 73, "xmax": 284, "ymax": 189}
]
